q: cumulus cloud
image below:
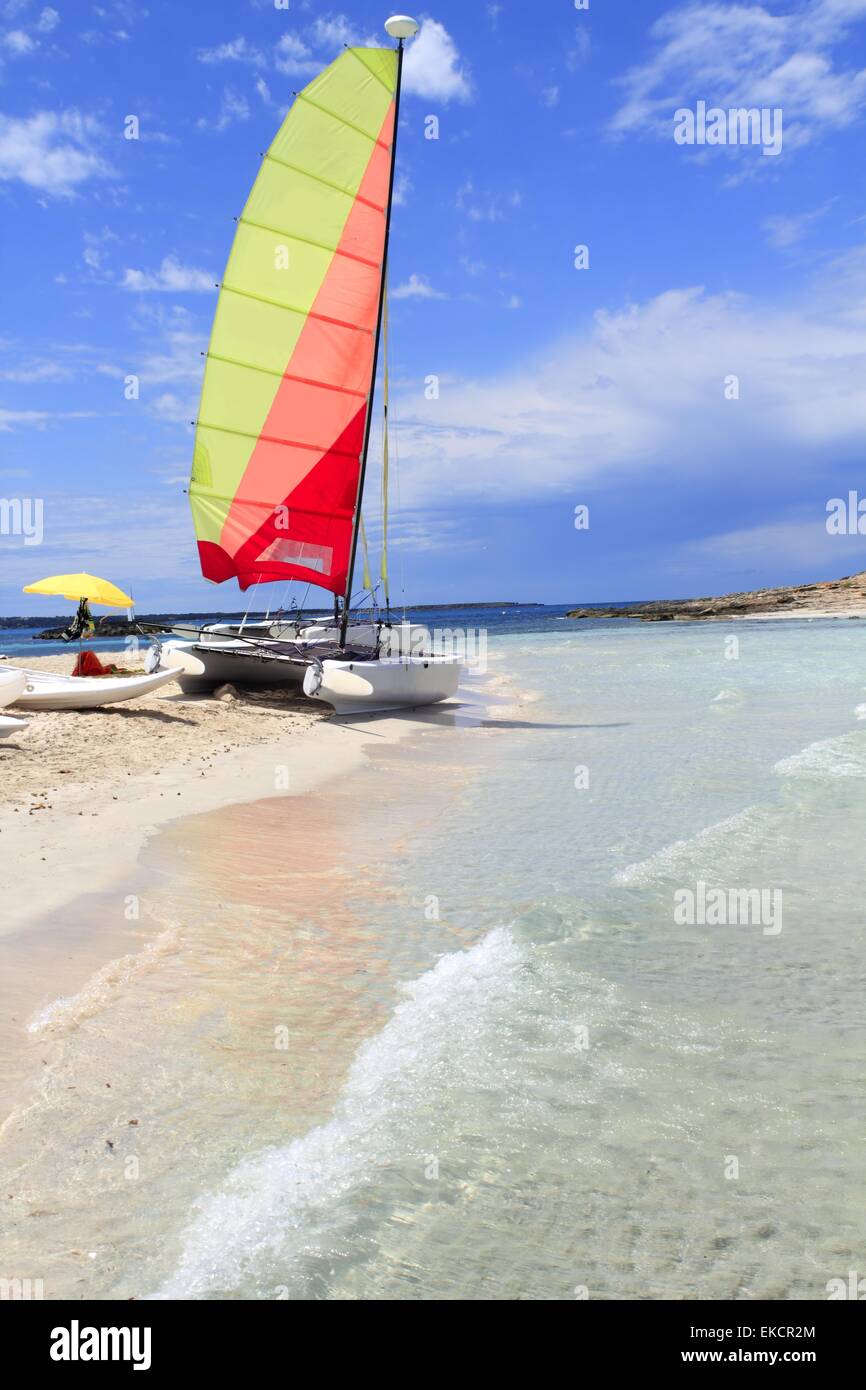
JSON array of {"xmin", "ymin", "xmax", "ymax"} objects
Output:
[
  {"xmin": 36, "ymin": 7, "xmax": 59, "ymax": 32},
  {"xmin": 403, "ymin": 19, "xmax": 473, "ymax": 103},
  {"xmin": 389, "ymin": 259, "xmax": 866, "ymax": 512},
  {"xmin": 611, "ymin": 1, "xmax": 866, "ymax": 152},
  {"xmin": 392, "ymin": 273, "xmax": 447, "ymax": 300},
  {"xmin": 0, "ymin": 110, "xmax": 112, "ymax": 196},
  {"xmin": 2, "ymin": 27, "xmax": 34, "ymax": 54},
  {"xmin": 197, "ymin": 36, "xmax": 266, "ymax": 67},
  {"xmin": 197, "ymin": 86, "xmax": 250, "ymax": 132},
  {"xmin": 121, "ymin": 257, "xmax": 216, "ymax": 293}
]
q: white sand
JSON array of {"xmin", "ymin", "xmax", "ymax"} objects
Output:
[{"xmin": 0, "ymin": 651, "xmax": 462, "ymax": 935}]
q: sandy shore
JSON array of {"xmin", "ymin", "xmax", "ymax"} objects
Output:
[{"xmin": 0, "ymin": 650, "xmax": 464, "ymax": 934}]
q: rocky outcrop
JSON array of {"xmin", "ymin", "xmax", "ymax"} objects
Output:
[{"xmin": 567, "ymin": 572, "xmax": 866, "ymax": 621}]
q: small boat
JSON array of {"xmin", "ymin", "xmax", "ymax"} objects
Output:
[
  {"xmin": 8, "ymin": 666, "xmax": 181, "ymax": 712},
  {"xmin": 0, "ymin": 668, "xmax": 27, "ymax": 709},
  {"xmin": 173, "ymin": 15, "xmax": 462, "ymax": 714},
  {"xmin": 0, "ymin": 715, "xmax": 28, "ymax": 740},
  {"xmin": 153, "ymin": 620, "xmax": 432, "ymax": 693}
]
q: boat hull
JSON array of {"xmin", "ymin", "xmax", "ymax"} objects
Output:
[
  {"xmin": 0, "ymin": 714, "xmax": 27, "ymax": 739},
  {"xmin": 0, "ymin": 668, "xmax": 27, "ymax": 709},
  {"xmin": 158, "ymin": 622, "xmax": 420, "ymax": 693},
  {"xmin": 160, "ymin": 641, "xmax": 308, "ymax": 692},
  {"xmin": 303, "ymin": 656, "xmax": 461, "ymax": 715},
  {"xmin": 9, "ymin": 667, "xmax": 181, "ymax": 711}
]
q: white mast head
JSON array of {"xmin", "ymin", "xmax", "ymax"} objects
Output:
[{"xmin": 385, "ymin": 15, "xmax": 420, "ymax": 39}]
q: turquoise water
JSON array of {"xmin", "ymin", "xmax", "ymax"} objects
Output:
[{"xmin": 4, "ymin": 617, "xmax": 866, "ymax": 1299}]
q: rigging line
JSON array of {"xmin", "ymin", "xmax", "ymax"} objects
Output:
[
  {"xmin": 381, "ymin": 272, "xmax": 390, "ymax": 612},
  {"xmin": 263, "ymin": 151, "xmax": 386, "ymax": 213},
  {"xmin": 242, "ymin": 573, "xmax": 264, "ymax": 630},
  {"xmin": 386, "ymin": 272, "xmax": 408, "ymax": 620},
  {"xmin": 219, "ymin": 283, "xmax": 373, "ymax": 334},
  {"xmin": 237, "ymin": 214, "xmax": 381, "ymax": 270},
  {"xmin": 294, "ymin": 90, "xmax": 388, "ymax": 149}
]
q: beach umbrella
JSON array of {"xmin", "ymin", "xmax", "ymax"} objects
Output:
[{"xmin": 23, "ymin": 573, "xmax": 134, "ymax": 608}]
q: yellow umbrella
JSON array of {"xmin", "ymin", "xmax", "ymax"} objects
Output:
[{"xmin": 23, "ymin": 573, "xmax": 134, "ymax": 608}]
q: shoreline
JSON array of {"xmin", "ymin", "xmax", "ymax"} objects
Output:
[
  {"xmin": 567, "ymin": 570, "xmax": 866, "ymax": 622},
  {"xmin": 0, "ymin": 651, "xmax": 497, "ymax": 936},
  {"xmin": 0, "ymin": 653, "xmax": 512, "ymax": 1124}
]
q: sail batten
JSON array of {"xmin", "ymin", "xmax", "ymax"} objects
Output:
[
  {"xmin": 205, "ymin": 352, "xmax": 369, "ymax": 399},
  {"xmin": 238, "ymin": 215, "xmax": 382, "ymax": 269},
  {"xmin": 295, "ymin": 90, "xmax": 390, "ymax": 146},
  {"xmin": 262, "ymin": 151, "xmax": 387, "ymax": 212},
  {"xmin": 189, "ymin": 46, "xmax": 398, "ymax": 595},
  {"xmin": 220, "ymin": 282, "xmax": 376, "ymax": 333}
]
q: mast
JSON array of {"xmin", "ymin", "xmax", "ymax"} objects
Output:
[{"xmin": 340, "ymin": 17, "xmax": 416, "ymax": 647}]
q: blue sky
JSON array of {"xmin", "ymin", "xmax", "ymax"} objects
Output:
[{"xmin": 2, "ymin": 0, "xmax": 866, "ymax": 615}]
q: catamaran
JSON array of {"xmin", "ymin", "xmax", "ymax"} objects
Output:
[{"xmin": 152, "ymin": 15, "xmax": 461, "ymax": 714}]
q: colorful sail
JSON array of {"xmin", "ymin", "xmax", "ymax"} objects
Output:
[{"xmin": 189, "ymin": 47, "xmax": 398, "ymax": 595}]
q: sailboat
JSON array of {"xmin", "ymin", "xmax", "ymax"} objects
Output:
[{"xmin": 154, "ymin": 15, "xmax": 461, "ymax": 714}]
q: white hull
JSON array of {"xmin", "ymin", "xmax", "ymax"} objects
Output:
[
  {"xmin": 159, "ymin": 622, "xmax": 426, "ymax": 693},
  {"xmin": 9, "ymin": 666, "xmax": 181, "ymax": 711},
  {"xmin": 0, "ymin": 668, "xmax": 27, "ymax": 709},
  {"xmin": 303, "ymin": 656, "xmax": 461, "ymax": 714},
  {"xmin": 0, "ymin": 714, "xmax": 28, "ymax": 739}
]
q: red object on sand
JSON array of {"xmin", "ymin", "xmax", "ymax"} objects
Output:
[{"xmin": 72, "ymin": 650, "xmax": 117, "ymax": 678}]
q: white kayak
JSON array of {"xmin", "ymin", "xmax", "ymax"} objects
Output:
[
  {"xmin": 8, "ymin": 666, "xmax": 181, "ymax": 711},
  {"xmin": 303, "ymin": 655, "xmax": 461, "ymax": 715},
  {"xmin": 0, "ymin": 668, "xmax": 27, "ymax": 709},
  {"xmin": 0, "ymin": 714, "xmax": 28, "ymax": 739}
]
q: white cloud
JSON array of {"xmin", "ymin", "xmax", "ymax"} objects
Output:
[
  {"xmin": 198, "ymin": 36, "xmax": 266, "ymax": 66},
  {"xmin": 310, "ymin": 16, "xmax": 357, "ymax": 49},
  {"xmin": 611, "ymin": 1, "xmax": 866, "ymax": 152},
  {"xmin": 541, "ymin": 85, "xmax": 560, "ymax": 108},
  {"xmin": 392, "ymin": 273, "xmax": 447, "ymax": 300},
  {"xmin": 678, "ymin": 517, "xmax": 866, "ymax": 571},
  {"xmin": 121, "ymin": 256, "xmax": 215, "ymax": 293},
  {"xmin": 403, "ymin": 19, "xmax": 472, "ymax": 104},
  {"xmin": 36, "ymin": 6, "xmax": 59, "ymax": 32},
  {"xmin": 0, "ymin": 407, "xmax": 95, "ymax": 432},
  {"xmin": 762, "ymin": 203, "xmax": 831, "ymax": 247},
  {"xmin": 456, "ymin": 179, "xmax": 521, "ymax": 223},
  {"xmin": 273, "ymin": 32, "xmax": 317, "ymax": 78},
  {"xmin": 2, "ymin": 27, "xmax": 33, "ymax": 53},
  {"xmin": 388, "ymin": 260, "xmax": 866, "ymax": 507},
  {"xmin": 0, "ymin": 111, "xmax": 112, "ymax": 196},
  {"xmin": 198, "ymin": 86, "xmax": 250, "ymax": 133},
  {"xmin": 151, "ymin": 392, "xmax": 197, "ymax": 424},
  {"xmin": 392, "ymin": 167, "xmax": 413, "ymax": 206}
]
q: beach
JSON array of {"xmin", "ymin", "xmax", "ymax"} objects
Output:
[{"xmin": 1, "ymin": 617, "xmax": 865, "ymax": 1300}]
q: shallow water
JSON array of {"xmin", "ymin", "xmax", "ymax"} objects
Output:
[{"xmin": 2, "ymin": 618, "xmax": 865, "ymax": 1300}]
